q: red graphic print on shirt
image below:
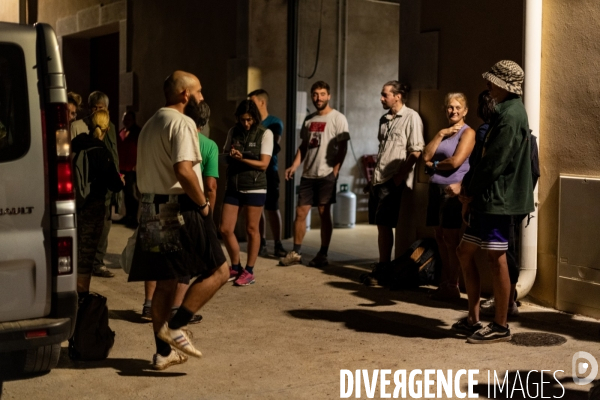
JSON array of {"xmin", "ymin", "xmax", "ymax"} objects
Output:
[{"xmin": 308, "ymin": 122, "xmax": 326, "ymax": 149}]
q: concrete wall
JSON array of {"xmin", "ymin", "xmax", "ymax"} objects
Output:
[
  {"xmin": 346, "ymin": 0, "xmax": 400, "ymax": 220},
  {"xmin": 0, "ymin": 0, "xmax": 19, "ymax": 23},
  {"xmin": 249, "ymin": 0, "xmax": 288, "ymax": 212},
  {"xmin": 36, "ymin": 0, "xmax": 238, "ymax": 139},
  {"xmin": 532, "ymin": 0, "xmax": 600, "ymax": 307},
  {"xmin": 38, "ymin": 0, "xmax": 123, "ymax": 28},
  {"xmin": 297, "ymin": 0, "xmax": 399, "ymax": 224}
]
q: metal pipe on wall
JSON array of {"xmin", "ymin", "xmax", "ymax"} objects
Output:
[
  {"xmin": 517, "ymin": 0, "xmax": 542, "ymax": 300},
  {"xmin": 19, "ymin": 0, "xmax": 26, "ymax": 24},
  {"xmin": 336, "ymin": 0, "xmax": 348, "ymax": 114},
  {"xmin": 284, "ymin": 0, "xmax": 299, "ymax": 239}
]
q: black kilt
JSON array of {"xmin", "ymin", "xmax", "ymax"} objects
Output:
[{"xmin": 128, "ymin": 194, "xmax": 226, "ymax": 282}]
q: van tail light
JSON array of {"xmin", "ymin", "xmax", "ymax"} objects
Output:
[
  {"xmin": 53, "ymin": 236, "xmax": 73, "ymax": 275},
  {"xmin": 56, "ymin": 157, "xmax": 73, "ymax": 199},
  {"xmin": 26, "ymin": 330, "xmax": 48, "ymax": 339},
  {"xmin": 43, "ymin": 103, "xmax": 74, "ymax": 201}
]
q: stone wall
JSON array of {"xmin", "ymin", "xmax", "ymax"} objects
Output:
[{"xmin": 532, "ymin": 0, "xmax": 600, "ymax": 307}]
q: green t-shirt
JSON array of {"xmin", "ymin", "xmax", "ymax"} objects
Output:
[{"xmin": 199, "ymin": 133, "xmax": 219, "ymax": 178}]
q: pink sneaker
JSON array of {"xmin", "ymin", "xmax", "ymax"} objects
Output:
[
  {"xmin": 234, "ymin": 269, "xmax": 255, "ymax": 286},
  {"xmin": 228, "ymin": 267, "xmax": 241, "ymax": 282}
]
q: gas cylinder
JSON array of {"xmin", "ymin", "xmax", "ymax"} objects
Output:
[{"xmin": 333, "ymin": 184, "xmax": 356, "ymax": 228}]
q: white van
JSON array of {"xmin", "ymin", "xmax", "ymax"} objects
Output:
[{"xmin": 0, "ymin": 22, "xmax": 77, "ymax": 374}]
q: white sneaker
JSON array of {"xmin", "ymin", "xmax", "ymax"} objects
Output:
[
  {"xmin": 279, "ymin": 250, "xmax": 302, "ymax": 266},
  {"xmin": 157, "ymin": 323, "xmax": 202, "ymax": 358},
  {"xmin": 151, "ymin": 349, "xmax": 188, "ymax": 370},
  {"xmin": 480, "ymin": 298, "xmax": 519, "ymax": 317}
]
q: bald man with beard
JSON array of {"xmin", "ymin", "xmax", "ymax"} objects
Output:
[{"xmin": 128, "ymin": 71, "xmax": 229, "ymax": 370}]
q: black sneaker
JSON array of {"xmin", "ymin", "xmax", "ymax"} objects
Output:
[
  {"xmin": 274, "ymin": 245, "xmax": 288, "ymax": 258},
  {"xmin": 452, "ymin": 317, "xmax": 483, "ymax": 335},
  {"xmin": 467, "ymin": 322, "xmax": 511, "ymax": 344},
  {"xmin": 259, "ymin": 245, "xmax": 269, "ymax": 257},
  {"xmin": 359, "ymin": 272, "xmax": 378, "ymax": 286},
  {"xmin": 141, "ymin": 305, "xmax": 152, "ymax": 321}
]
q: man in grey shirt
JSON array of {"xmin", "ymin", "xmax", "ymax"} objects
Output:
[
  {"xmin": 368, "ymin": 81, "xmax": 424, "ymax": 265},
  {"xmin": 280, "ymin": 81, "xmax": 350, "ymax": 268}
]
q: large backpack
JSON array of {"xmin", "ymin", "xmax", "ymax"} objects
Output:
[
  {"xmin": 72, "ymin": 146, "xmax": 102, "ymax": 210},
  {"xmin": 68, "ymin": 292, "xmax": 115, "ymax": 361},
  {"xmin": 361, "ymin": 239, "xmax": 440, "ymax": 289}
]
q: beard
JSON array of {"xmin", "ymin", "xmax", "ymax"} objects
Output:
[
  {"xmin": 314, "ymin": 99, "xmax": 329, "ymax": 111},
  {"xmin": 184, "ymin": 96, "xmax": 201, "ymax": 120}
]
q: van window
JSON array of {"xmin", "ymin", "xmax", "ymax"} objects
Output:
[{"xmin": 0, "ymin": 43, "xmax": 30, "ymax": 162}]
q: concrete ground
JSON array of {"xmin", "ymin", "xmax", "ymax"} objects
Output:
[{"xmin": 2, "ymin": 223, "xmax": 599, "ymax": 399}]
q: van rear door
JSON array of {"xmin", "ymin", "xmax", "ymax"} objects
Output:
[{"xmin": 0, "ymin": 23, "xmax": 50, "ymax": 322}]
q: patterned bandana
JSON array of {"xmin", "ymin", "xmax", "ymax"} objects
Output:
[{"xmin": 482, "ymin": 60, "xmax": 524, "ymax": 96}]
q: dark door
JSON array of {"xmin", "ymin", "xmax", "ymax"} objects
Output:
[{"xmin": 90, "ymin": 32, "xmax": 119, "ymax": 127}]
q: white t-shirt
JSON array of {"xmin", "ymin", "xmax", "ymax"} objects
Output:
[
  {"xmin": 137, "ymin": 107, "xmax": 204, "ymax": 194},
  {"xmin": 223, "ymin": 127, "xmax": 274, "ymax": 193},
  {"xmin": 300, "ymin": 109, "xmax": 350, "ymax": 179}
]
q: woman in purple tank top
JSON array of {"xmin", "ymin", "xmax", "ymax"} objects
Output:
[{"xmin": 422, "ymin": 93, "xmax": 476, "ymax": 301}]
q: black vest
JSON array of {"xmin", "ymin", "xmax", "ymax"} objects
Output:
[{"xmin": 227, "ymin": 124, "xmax": 267, "ymax": 191}]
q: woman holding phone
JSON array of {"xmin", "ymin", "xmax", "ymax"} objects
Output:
[{"xmin": 220, "ymin": 100, "xmax": 273, "ymax": 286}]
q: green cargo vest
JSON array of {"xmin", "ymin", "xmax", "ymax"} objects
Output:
[{"xmin": 227, "ymin": 124, "xmax": 267, "ymax": 191}]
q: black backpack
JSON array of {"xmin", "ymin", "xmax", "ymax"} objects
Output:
[
  {"xmin": 68, "ymin": 292, "xmax": 115, "ymax": 361},
  {"xmin": 72, "ymin": 146, "xmax": 102, "ymax": 210},
  {"xmin": 361, "ymin": 239, "xmax": 440, "ymax": 289}
]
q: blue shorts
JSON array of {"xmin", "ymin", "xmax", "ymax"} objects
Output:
[
  {"xmin": 224, "ymin": 191, "xmax": 267, "ymax": 207},
  {"xmin": 461, "ymin": 212, "xmax": 511, "ymax": 251}
]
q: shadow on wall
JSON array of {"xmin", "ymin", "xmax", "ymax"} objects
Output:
[{"xmin": 531, "ymin": 176, "xmax": 560, "ymax": 305}]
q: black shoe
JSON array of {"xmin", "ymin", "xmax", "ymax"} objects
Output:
[
  {"xmin": 308, "ymin": 253, "xmax": 328, "ymax": 268},
  {"xmin": 92, "ymin": 265, "xmax": 115, "ymax": 277},
  {"xmin": 258, "ymin": 245, "xmax": 269, "ymax": 257},
  {"xmin": 141, "ymin": 305, "xmax": 152, "ymax": 321},
  {"xmin": 359, "ymin": 272, "xmax": 378, "ymax": 286},
  {"xmin": 467, "ymin": 322, "xmax": 511, "ymax": 344},
  {"xmin": 274, "ymin": 245, "xmax": 287, "ymax": 258},
  {"xmin": 452, "ymin": 317, "xmax": 484, "ymax": 336}
]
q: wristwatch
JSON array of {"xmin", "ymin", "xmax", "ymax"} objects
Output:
[{"xmin": 199, "ymin": 200, "xmax": 210, "ymax": 210}]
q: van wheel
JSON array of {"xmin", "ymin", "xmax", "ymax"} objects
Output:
[{"xmin": 19, "ymin": 344, "xmax": 61, "ymax": 373}]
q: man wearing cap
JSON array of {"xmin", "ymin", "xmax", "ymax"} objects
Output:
[{"xmin": 452, "ymin": 60, "xmax": 534, "ymax": 344}]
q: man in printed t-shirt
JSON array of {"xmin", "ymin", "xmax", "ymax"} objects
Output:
[{"xmin": 279, "ymin": 81, "xmax": 350, "ymax": 268}]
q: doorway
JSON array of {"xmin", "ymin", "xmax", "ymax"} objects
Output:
[{"xmin": 62, "ymin": 30, "xmax": 120, "ymax": 126}]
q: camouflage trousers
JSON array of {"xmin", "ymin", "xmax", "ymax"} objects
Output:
[{"xmin": 77, "ymin": 198, "xmax": 107, "ymax": 276}]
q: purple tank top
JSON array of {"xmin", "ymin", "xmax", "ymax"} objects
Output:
[{"xmin": 430, "ymin": 124, "xmax": 470, "ymax": 185}]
